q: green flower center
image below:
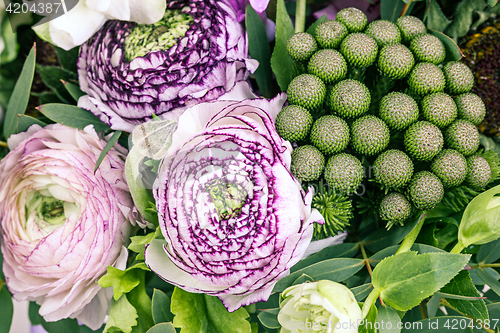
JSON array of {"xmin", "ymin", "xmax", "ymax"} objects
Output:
[
  {"xmin": 206, "ymin": 179, "xmax": 248, "ymax": 221},
  {"xmin": 292, "ymin": 294, "xmax": 338, "ymax": 332},
  {"xmin": 124, "ymin": 8, "xmax": 193, "ymax": 62},
  {"xmin": 25, "ymin": 191, "xmax": 71, "ymax": 235}
]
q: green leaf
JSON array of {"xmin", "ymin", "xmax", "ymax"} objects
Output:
[
  {"xmin": 477, "ymin": 268, "xmax": 500, "ymax": 296},
  {"xmin": 370, "ymin": 244, "xmax": 445, "ymax": 267},
  {"xmin": 469, "ymin": 266, "xmax": 500, "ymax": 285},
  {"xmin": 271, "ymin": 0, "xmax": 299, "ymax": 91},
  {"xmin": 363, "ymin": 216, "xmax": 420, "ymax": 253},
  {"xmin": 146, "ymin": 323, "xmax": 176, "ymax": 333},
  {"xmin": 104, "ymin": 295, "xmax": 138, "ymax": 333},
  {"xmin": 377, "ymin": 305, "xmax": 401, "ymax": 333},
  {"xmin": 487, "ymin": 0, "xmax": 498, "ymax": 6},
  {"xmin": 427, "ymin": 294, "xmax": 441, "ymax": 318},
  {"xmin": 0, "ymin": 17, "xmax": 19, "ymax": 65},
  {"xmin": 98, "ymin": 262, "xmax": 150, "ymax": 301},
  {"xmin": 42, "ymin": 318, "xmax": 80, "ymax": 333},
  {"xmin": 291, "ymin": 273, "xmax": 314, "ymax": 286},
  {"xmin": 359, "ymin": 303, "xmax": 377, "ymax": 333},
  {"xmin": 32, "ymin": 92, "xmax": 62, "ymax": 104},
  {"xmin": 272, "ymin": 258, "xmax": 365, "ymax": 293},
  {"xmin": 17, "ymin": 115, "xmax": 47, "ymax": 133},
  {"xmin": 128, "ymin": 271, "xmax": 154, "ymax": 333},
  {"xmin": 3, "ymin": 44, "xmax": 36, "ymax": 140},
  {"xmin": 55, "ymin": 46, "xmax": 79, "ymax": 73},
  {"xmin": 291, "ymin": 243, "xmax": 359, "ymax": 272},
  {"xmin": 36, "ymin": 65, "xmax": 78, "ymax": 103},
  {"xmin": 128, "ymin": 227, "xmax": 161, "ymax": 260},
  {"xmin": 306, "ymin": 15, "xmax": 327, "ymax": 36},
  {"xmin": 94, "ymin": 131, "xmax": 122, "ymax": 173},
  {"xmin": 401, "ymin": 316, "xmax": 476, "ymax": 332},
  {"xmin": 381, "ymin": 0, "xmax": 408, "ymax": 22},
  {"xmin": 428, "ymin": 29, "xmax": 464, "ymax": 61},
  {"xmin": 426, "ymin": 0, "xmax": 451, "ymax": 31},
  {"xmin": 477, "ymin": 239, "xmax": 500, "ymax": 264},
  {"xmin": 152, "ymin": 289, "xmax": 173, "ymax": 324},
  {"xmin": 257, "ymin": 308, "xmax": 281, "ymax": 329},
  {"xmin": 372, "ymin": 251, "xmax": 471, "ymax": 311},
  {"xmin": 352, "ymin": 283, "xmax": 373, "ymax": 302},
  {"xmin": 0, "ymin": 286, "xmax": 13, "ymax": 333},
  {"xmin": 171, "ymin": 287, "xmax": 251, "ymax": 333},
  {"xmin": 29, "ymin": 302, "xmax": 41, "ymax": 326},
  {"xmin": 246, "ymin": 4, "xmax": 275, "ymax": 99},
  {"xmin": 441, "ymin": 271, "xmax": 488, "ymax": 321},
  {"xmin": 63, "ymin": 81, "xmax": 85, "ymax": 102},
  {"xmin": 38, "ymin": 104, "xmax": 111, "ymax": 131},
  {"xmin": 445, "ymin": 0, "xmax": 487, "ymax": 40}
]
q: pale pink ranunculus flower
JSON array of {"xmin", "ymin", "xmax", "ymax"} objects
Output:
[{"xmin": 0, "ymin": 124, "xmax": 136, "ymax": 330}]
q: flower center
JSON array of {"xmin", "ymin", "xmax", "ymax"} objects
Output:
[
  {"xmin": 292, "ymin": 294, "xmax": 338, "ymax": 332},
  {"xmin": 25, "ymin": 191, "xmax": 69, "ymax": 235},
  {"xmin": 206, "ymin": 178, "xmax": 248, "ymax": 221},
  {"xmin": 124, "ymin": 8, "xmax": 193, "ymax": 61}
]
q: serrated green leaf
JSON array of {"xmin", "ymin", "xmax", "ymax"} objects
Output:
[
  {"xmin": 63, "ymin": 81, "xmax": 85, "ymax": 102},
  {"xmin": 273, "ymin": 258, "xmax": 364, "ymax": 293},
  {"xmin": 171, "ymin": 287, "xmax": 251, "ymax": 333},
  {"xmin": 128, "ymin": 227, "xmax": 161, "ymax": 260},
  {"xmin": 445, "ymin": 0, "xmax": 487, "ymax": 40},
  {"xmin": 3, "ymin": 44, "xmax": 35, "ymax": 140},
  {"xmin": 477, "ymin": 239, "xmax": 500, "ymax": 264},
  {"xmin": 359, "ymin": 303, "xmax": 377, "ymax": 333},
  {"xmin": 377, "ymin": 305, "xmax": 401, "ymax": 333},
  {"xmin": 363, "ymin": 216, "xmax": 420, "ymax": 253},
  {"xmin": 291, "ymin": 243, "xmax": 359, "ymax": 272},
  {"xmin": 98, "ymin": 262, "xmax": 150, "ymax": 301},
  {"xmin": 146, "ymin": 323, "xmax": 176, "ymax": 333},
  {"xmin": 55, "ymin": 46, "xmax": 79, "ymax": 73},
  {"xmin": 17, "ymin": 115, "xmax": 46, "ymax": 134},
  {"xmin": 426, "ymin": 0, "xmax": 451, "ymax": 31},
  {"xmin": 0, "ymin": 286, "xmax": 13, "ymax": 333},
  {"xmin": 372, "ymin": 251, "xmax": 471, "ymax": 311},
  {"xmin": 271, "ymin": 0, "xmax": 299, "ymax": 91},
  {"xmin": 352, "ymin": 283, "xmax": 373, "ymax": 302},
  {"xmin": 477, "ymin": 268, "xmax": 500, "ymax": 296},
  {"xmin": 38, "ymin": 104, "xmax": 110, "ymax": 131},
  {"xmin": 152, "ymin": 289, "xmax": 173, "ymax": 324},
  {"xmin": 36, "ymin": 65, "xmax": 77, "ymax": 103},
  {"xmin": 306, "ymin": 15, "xmax": 327, "ymax": 37},
  {"xmin": 441, "ymin": 271, "xmax": 488, "ymax": 321},
  {"xmin": 257, "ymin": 308, "xmax": 281, "ymax": 329},
  {"xmin": 104, "ymin": 295, "xmax": 138, "ymax": 333},
  {"xmin": 94, "ymin": 131, "xmax": 122, "ymax": 173},
  {"xmin": 401, "ymin": 316, "xmax": 476, "ymax": 332},
  {"xmin": 428, "ymin": 29, "xmax": 463, "ymax": 61},
  {"xmin": 246, "ymin": 4, "xmax": 275, "ymax": 99}
]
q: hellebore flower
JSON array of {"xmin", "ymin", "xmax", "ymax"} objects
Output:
[
  {"xmin": 78, "ymin": 0, "xmax": 258, "ymax": 132},
  {"xmin": 278, "ymin": 280, "xmax": 362, "ymax": 333},
  {"xmin": 0, "ymin": 124, "xmax": 136, "ymax": 330},
  {"xmin": 144, "ymin": 95, "xmax": 325, "ymax": 312},
  {"xmin": 32, "ymin": 0, "xmax": 167, "ymax": 51}
]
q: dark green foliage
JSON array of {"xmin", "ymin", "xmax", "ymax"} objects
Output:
[{"xmin": 312, "ymin": 185, "xmax": 353, "ymax": 239}]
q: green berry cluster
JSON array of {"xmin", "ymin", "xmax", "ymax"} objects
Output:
[{"xmin": 276, "ymin": 8, "xmax": 494, "ymax": 233}]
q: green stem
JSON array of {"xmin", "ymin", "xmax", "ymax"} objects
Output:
[
  {"xmin": 295, "ymin": 0, "xmax": 307, "ymax": 33},
  {"xmin": 470, "ymin": 263, "xmax": 500, "ymax": 269},
  {"xmin": 362, "ymin": 289, "xmax": 380, "ymax": 319},
  {"xmin": 396, "ymin": 212, "xmax": 426, "ymax": 254},
  {"xmin": 0, "ymin": 141, "xmax": 7, "ymax": 148},
  {"xmin": 450, "ymin": 240, "xmax": 466, "ymax": 254}
]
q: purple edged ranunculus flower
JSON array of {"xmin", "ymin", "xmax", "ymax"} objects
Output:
[
  {"xmin": 0, "ymin": 124, "xmax": 136, "ymax": 330},
  {"xmin": 78, "ymin": 0, "xmax": 258, "ymax": 132},
  {"xmin": 144, "ymin": 95, "xmax": 325, "ymax": 312}
]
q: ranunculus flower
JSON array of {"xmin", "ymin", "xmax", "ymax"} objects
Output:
[
  {"xmin": 278, "ymin": 280, "xmax": 362, "ymax": 333},
  {"xmin": 77, "ymin": 0, "xmax": 258, "ymax": 132},
  {"xmin": 0, "ymin": 124, "xmax": 136, "ymax": 330},
  {"xmin": 144, "ymin": 95, "xmax": 325, "ymax": 312},
  {"xmin": 32, "ymin": 0, "xmax": 167, "ymax": 50}
]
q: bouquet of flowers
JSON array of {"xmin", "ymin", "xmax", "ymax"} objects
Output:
[{"xmin": 2, "ymin": 0, "xmax": 500, "ymax": 332}]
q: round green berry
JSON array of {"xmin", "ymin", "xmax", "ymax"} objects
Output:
[
  {"xmin": 336, "ymin": 7, "xmax": 367, "ymax": 33},
  {"xmin": 465, "ymin": 154, "xmax": 492, "ymax": 189},
  {"xmin": 287, "ymin": 74, "xmax": 326, "ymax": 111},
  {"xmin": 315, "ymin": 20, "xmax": 348, "ymax": 49},
  {"xmin": 443, "ymin": 61, "xmax": 474, "ymax": 95},
  {"xmin": 310, "ymin": 115, "xmax": 350, "ymax": 155},
  {"xmin": 455, "ymin": 93, "xmax": 486, "ymax": 126},
  {"xmin": 430, "ymin": 149, "xmax": 467, "ymax": 188},
  {"xmin": 380, "ymin": 192, "xmax": 412, "ymax": 228},
  {"xmin": 396, "ymin": 16, "xmax": 426, "ymax": 43},
  {"xmin": 350, "ymin": 115, "xmax": 390, "ymax": 156},
  {"xmin": 365, "ymin": 20, "xmax": 402, "ymax": 47},
  {"xmin": 407, "ymin": 62, "xmax": 446, "ymax": 95},
  {"xmin": 329, "ymin": 79, "xmax": 371, "ymax": 118},
  {"xmin": 324, "ymin": 153, "xmax": 364, "ymax": 194},
  {"xmin": 409, "ymin": 171, "xmax": 444, "ymax": 211},
  {"xmin": 275, "ymin": 105, "xmax": 313, "ymax": 142},
  {"xmin": 378, "ymin": 44, "xmax": 415, "ymax": 79},
  {"xmin": 373, "ymin": 149, "xmax": 414, "ymax": 189},
  {"xmin": 379, "ymin": 92, "xmax": 419, "ymax": 130},
  {"xmin": 291, "ymin": 145, "xmax": 325, "ymax": 182},
  {"xmin": 421, "ymin": 92, "xmax": 458, "ymax": 128},
  {"xmin": 444, "ymin": 119, "xmax": 480, "ymax": 156},
  {"xmin": 404, "ymin": 121, "xmax": 444, "ymax": 161},
  {"xmin": 287, "ymin": 32, "xmax": 318, "ymax": 62},
  {"xmin": 340, "ymin": 33, "xmax": 378, "ymax": 68},
  {"xmin": 308, "ymin": 49, "xmax": 347, "ymax": 84},
  {"xmin": 409, "ymin": 34, "xmax": 446, "ymax": 64}
]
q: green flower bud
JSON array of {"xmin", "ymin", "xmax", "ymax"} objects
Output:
[
  {"xmin": 378, "ymin": 44, "xmax": 415, "ymax": 79},
  {"xmin": 336, "ymin": 7, "xmax": 367, "ymax": 32},
  {"xmin": 287, "ymin": 74, "xmax": 326, "ymax": 111},
  {"xmin": 430, "ymin": 149, "xmax": 467, "ymax": 188},
  {"xmin": 407, "ymin": 62, "xmax": 446, "ymax": 96},
  {"xmin": 287, "ymin": 32, "xmax": 318, "ymax": 62},
  {"xmin": 444, "ymin": 120, "xmax": 480, "ymax": 156},
  {"xmin": 278, "ymin": 280, "xmax": 362, "ymax": 333},
  {"xmin": 455, "ymin": 93, "xmax": 486, "ymax": 126},
  {"xmin": 380, "ymin": 192, "xmax": 413, "ymax": 229},
  {"xmin": 340, "ymin": 33, "xmax": 378, "ymax": 68},
  {"xmin": 465, "ymin": 154, "xmax": 492, "ymax": 190},
  {"xmin": 396, "ymin": 16, "xmax": 427, "ymax": 43},
  {"xmin": 421, "ymin": 92, "xmax": 458, "ymax": 128},
  {"xmin": 324, "ymin": 153, "xmax": 364, "ymax": 194},
  {"xmin": 404, "ymin": 121, "xmax": 444, "ymax": 162},
  {"xmin": 443, "ymin": 61, "xmax": 475, "ymax": 95},
  {"xmin": 315, "ymin": 20, "xmax": 348, "ymax": 49},
  {"xmin": 409, "ymin": 34, "xmax": 446, "ymax": 64},
  {"xmin": 329, "ymin": 79, "xmax": 371, "ymax": 119},
  {"xmin": 310, "ymin": 115, "xmax": 350, "ymax": 155},
  {"xmin": 275, "ymin": 105, "xmax": 313, "ymax": 142},
  {"xmin": 350, "ymin": 115, "xmax": 390, "ymax": 156},
  {"xmin": 409, "ymin": 171, "xmax": 444, "ymax": 211},
  {"xmin": 379, "ymin": 92, "xmax": 419, "ymax": 131},
  {"xmin": 291, "ymin": 145, "xmax": 326, "ymax": 182},
  {"xmin": 374, "ymin": 149, "xmax": 414, "ymax": 189},
  {"xmin": 308, "ymin": 49, "xmax": 347, "ymax": 84},
  {"xmin": 365, "ymin": 20, "xmax": 402, "ymax": 48}
]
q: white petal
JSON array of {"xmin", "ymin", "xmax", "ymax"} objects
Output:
[
  {"xmin": 128, "ymin": 0, "xmax": 166, "ymax": 24},
  {"xmin": 301, "ymin": 232, "xmax": 348, "ymax": 259}
]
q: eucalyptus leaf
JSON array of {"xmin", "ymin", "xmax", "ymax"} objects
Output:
[
  {"xmin": 377, "ymin": 305, "xmax": 401, "ymax": 333},
  {"xmin": 372, "ymin": 251, "xmax": 471, "ymax": 311},
  {"xmin": 17, "ymin": 115, "xmax": 46, "ymax": 134},
  {"xmin": 3, "ymin": 44, "xmax": 35, "ymax": 140},
  {"xmin": 291, "ymin": 273, "xmax": 314, "ymax": 286},
  {"xmin": 291, "ymin": 243, "xmax": 359, "ymax": 272},
  {"xmin": 258, "ymin": 308, "xmax": 281, "ymax": 329},
  {"xmin": 55, "ymin": 46, "xmax": 79, "ymax": 73},
  {"xmin": 94, "ymin": 131, "xmax": 122, "ymax": 173},
  {"xmin": 41, "ymin": 318, "xmax": 80, "ymax": 333},
  {"xmin": 36, "ymin": 65, "xmax": 77, "ymax": 104},
  {"xmin": 152, "ymin": 289, "xmax": 173, "ymax": 324},
  {"xmin": 363, "ymin": 216, "xmax": 420, "ymax": 253},
  {"xmin": 469, "ymin": 266, "xmax": 500, "ymax": 285},
  {"xmin": 38, "ymin": 104, "xmax": 111, "ymax": 131},
  {"xmin": 146, "ymin": 323, "xmax": 176, "ymax": 333},
  {"xmin": 63, "ymin": 81, "xmax": 85, "ymax": 102},
  {"xmin": 0, "ymin": 286, "xmax": 13, "ymax": 333},
  {"xmin": 477, "ymin": 239, "xmax": 500, "ymax": 264},
  {"xmin": 477, "ymin": 268, "xmax": 500, "ymax": 296},
  {"xmin": 427, "ymin": 294, "xmax": 441, "ymax": 318},
  {"xmin": 352, "ymin": 283, "xmax": 373, "ymax": 302}
]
